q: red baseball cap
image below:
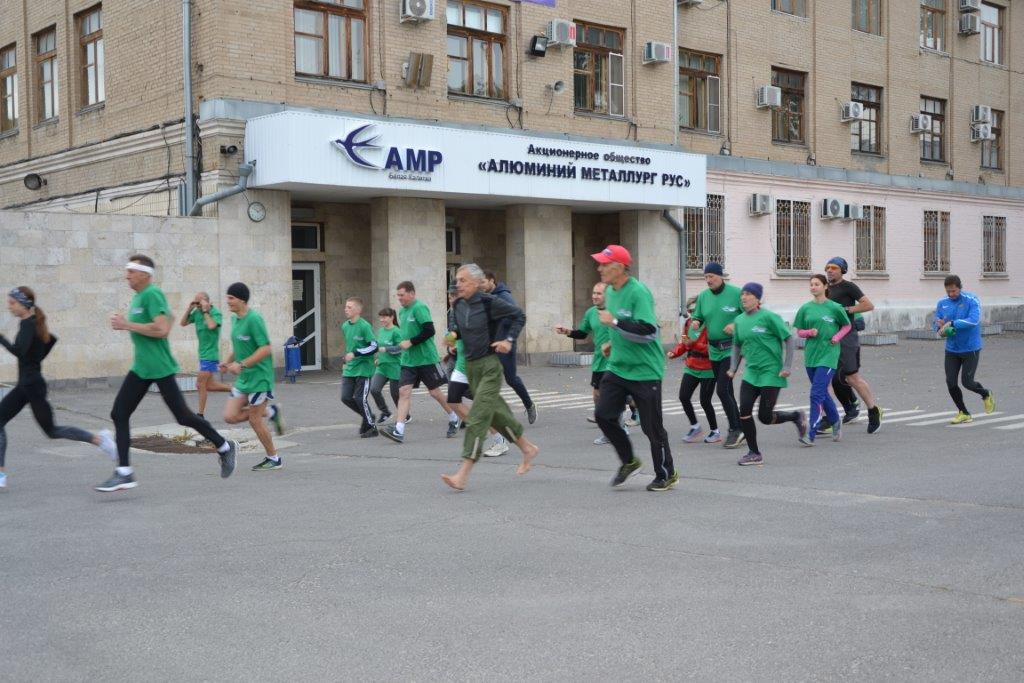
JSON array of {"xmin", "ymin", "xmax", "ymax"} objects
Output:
[{"xmin": 591, "ymin": 244, "xmax": 632, "ymax": 266}]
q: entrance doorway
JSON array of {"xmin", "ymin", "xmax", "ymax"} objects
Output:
[{"xmin": 292, "ymin": 263, "xmax": 322, "ymax": 370}]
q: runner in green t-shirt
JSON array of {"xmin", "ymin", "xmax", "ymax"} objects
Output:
[
  {"xmin": 379, "ymin": 281, "xmax": 460, "ymax": 445},
  {"xmin": 369, "ymin": 307, "xmax": 404, "ymax": 423},
  {"xmin": 178, "ymin": 292, "xmax": 230, "ymax": 419},
  {"xmin": 726, "ymin": 282, "xmax": 808, "ymax": 467},
  {"xmin": 690, "ymin": 262, "xmax": 743, "ymax": 448},
  {"xmin": 220, "ymin": 282, "xmax": 281, "ymax": 471},
  {"xmin": 793, "ymin": 274, "xmax": 852, "ymax": 444},
  {"xmin": 340, "ymin": 297, "xmax": 379, "ymax": 437},
  {"xmin": 97, "ymin": 255, "xmax": 237, "ymax": 493},
  {"xmin": 589, "ymin": 245, "xmax": 677, "ymax": 492}
]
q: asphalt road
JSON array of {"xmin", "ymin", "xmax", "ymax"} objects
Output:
[{"xmin": 2, "ymin": 335, "xmax": 1023, "ymax": 681}]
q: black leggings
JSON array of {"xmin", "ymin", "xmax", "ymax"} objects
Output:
[
  {"xmin": 945, "ymin": 351, "xmax": 989, "ymax": 414},
  {"xmin": 0, "ymin": 379, "xmax": 95, "ymax": 467},
  {"xmin": 738, "ymin": 381, "xmax": 800, "ymax": 455},
  {"xmin": 710, "ymin": 358, "xmax": 740, "ymax": 431},
  {"xmin": 111, "ymin": 372, "xmax": 225, "ymax": 467},
  {"xmin": 679, "ymin": 373, "xmax": 718, "ymax": 430},
  {"xmin": 369, "ymin": 373, "xmax": 400, "ymax": 414},
  {"xmin": 595, "ymin": 372, "xmax": 674, "ymax": 481}
]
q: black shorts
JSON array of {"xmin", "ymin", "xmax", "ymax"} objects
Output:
[
  {"xmin": 591, "ymin": 371, "xmax": 606, "ymax": 390},
  {"xmin": 838, "ymin": 336, "xmax": 861, "ymax": 376},
  {"xmin": 399, "ymin": 363, "xmax": 447, "ymax": 391},
  {"xmin": 447, "ymin": 381, "xmax": 471, "ymax": 404}
]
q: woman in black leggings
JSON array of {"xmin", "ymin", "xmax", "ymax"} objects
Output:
[{"xmin": 0, "ymin": 287, "xmax": 117, "ymax": 488}]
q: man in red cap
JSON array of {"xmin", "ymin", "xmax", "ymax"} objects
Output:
[{"xmin": 591, "ymin": 245, "xmax": 677, "ymax": 491}]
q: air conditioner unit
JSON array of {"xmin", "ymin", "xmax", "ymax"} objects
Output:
[
  {"xmin": 844, "ymin": 203, "xmax": 866, "ymax": 221},
  {"xmin": 749, "ymin": 193, "xmax": 773, "ymax": 216},
  {"xmin": 959, "ymin": 0, "xmax": 980, "ymax": 12},
  {"xmin": 400, "ymin": 0, "xmax": 435, "ymax": 22},
  {"xmin": 971, "ymin": 105, "xmax": 992, "ymax": 124},
  {"xmin": 910, "ymin": 114, "xmax": 932, "ymax": 134},
  {"xmin": 821, "ymin": 197, "xmax": 844, "ymax": 220},
  {"xmin": 678, "ymin": 0, "xmax": 704, "ymax": 6},
  {"xmin": 841, "ymin": 102, "xmax": 865, "ymax": 122},
  {"xmin": 971, "ymin": 123, "xmax": 994, "ymax": 142},
  {"xmin": 756, "ymin": 85, "xmax": 782, "ymax": 109},
  {"xmin": 642, "ymin": 42, "xmax": 672, "ymax": 64},
  {"xmin": 959, "ymin": 14, "xmax": 980, "ymax": 35},
  {"xmin": 546, "ymin": 19, "xmax": 577, "ymax": 48}
]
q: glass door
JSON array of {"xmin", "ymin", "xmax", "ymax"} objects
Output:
[{"xmin": 291, "ymin": 263, "xmax": 322, "ymax": 370}]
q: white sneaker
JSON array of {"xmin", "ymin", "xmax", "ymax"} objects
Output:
[
  {"xmin": 483, "ymin": 436, "xmax": 509, "ymax": 457},
  {"xmin": 0, "ymin": 471, "xmax": 7, "ymax": 488},
  {"xmin": 97, "ymin": 429, "xmax": 118, "ymax": 461},
  {"xmin": 593, "ymin": 435, "xmax": 611, "ymax": 445}
]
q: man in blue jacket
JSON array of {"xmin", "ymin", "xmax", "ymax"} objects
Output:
[
  {"xmin": 483, "ymin": 272, "xmax": 536, "ymax": 426},
  {"xmin": 934, "ymin": 275, "xmax": 995, "ymax": 424}
]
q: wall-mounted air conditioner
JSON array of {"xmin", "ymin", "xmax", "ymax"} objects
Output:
[
  {"xmin": 749, "ymin": 193, "xmax": 773, "ymax": 216},
  {"xmin": 546, "ymin": 19, "xmax": 577, "ymax": 47},
  {"xmin": 642, "ymin": 42, "xmax": 672, "ymax": 64},
  {"xmin": 910, "ymin": 114, "xmax": 932, "ymax": 134},
  {"xmin": 844, "ymin": 203, "xmax": 866, "ymax": 221},
  {"xmin": 971, "ymin": 105, "xmax": 992, "ymax": 124},
  {"xmin": 756, "ymin": 85, "xmax": 782, "ymax": 109},
  {"xmin": 970, "ymin": 123, "xmax": 994, "ymax": 142},
  {"xmin": 959, "ymin": 14, "xmax": 980, "ymax": 35},
  {"xmin": 821, "ymin": 198, "xmax": 845, "ymax": 219},
  {"xmin": 400, "ymin": 0, "xmax": 435, "ymax": 22},
  {"xmin": 959, "ymin": 0, "xmax": 981, "ymax": 12},
  {"xmin": 841, "ymin": 102, "xmax": 865, "ymax": 122}
]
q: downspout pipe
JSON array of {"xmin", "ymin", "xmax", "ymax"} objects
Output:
[
  {"xmin": 182, "ymin": 0, "xmax": 196, "ymax": 214},
  {"xmin": 661, "ymin": 208, "xmax": 687, "ymax": 335},
  {"xmin": 189, "ymin": 163, "xmax": 254, "ymax": 216}
]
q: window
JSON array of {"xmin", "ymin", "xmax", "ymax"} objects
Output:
[
  {"xmin": 982, "ymin": 216, "xmax": 1006, "ymax": 274},
  {"xmin": 852, "ymin": 0, "xmax": 881, "ymax": 34},
  {"xmin": 772, "ymin": 0, "xmax": 806, "ymax": 17},
  {"xmin": 34, "ymin": 27, "xmax": 58, "ymax": 122},
  {"xmin": 446, "ymin": 1, "xmax": 506, "ymax": 99},
  {"xmin": 850, "ymin": 83, "xmax": 881, "ymax": 154},
  {"xmin": 923, "ymin": 210, "xmax": 950, "ymax": 273},
  {"xmin": 678, "ymin": 49, "xmax": 720, "ymax": 133},
  {"xmin": 683, "ymin": 195, "xmax": 724, "ymax": 270},
  {"xmin": 920, "ymin": 0, "xmax": 945, "ymax": 51},
  {"xmin": 771, "ymin": 68, "xmax": 805, "ymax": 144},
  {"xmin": 855, "ymin": 206, "xmax": 886, "ymax": 272},
  {"xmin": 294, "ymin": 0, "xmax": 367, "ymax": 83},
  {"xmin": 446, "ymin": 220, "xmax": 462, "ymax": 255},
  {"xmin": 981, "ymin": 109, "xmax": 1002, "ymax": 170},
  {"xmin": 573, "ymin": 21, "xmax": 625, "ymax": 117},
  {"xmin": 291, "ymin": 223, "xmax": 323, "ymax": 251},
  {"xmin": 1, "ymin": 44, "xmax": 16, "ymax": 132},
  {"xmin": 920, "ymin": 97, "xmax": 945, "ymax": 162},
  {"xmin": 77, "ymin": 6, "xmax": 104, "ymax": 107},
  {"xmin": 775, "ymin": 199, "xmax": 811, "ymax": 271},
  {"xmin": 980, "ymin": 2, "xmax": 1003, "ymax": 64}
]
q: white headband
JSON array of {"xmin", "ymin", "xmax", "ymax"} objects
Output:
[{"xmin": 125, "ymin": 263, "xmax": 155, "ymax": 275}]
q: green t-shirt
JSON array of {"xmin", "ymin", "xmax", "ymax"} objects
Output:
[
  {"xmin": 793, "ymin": 299, "xmax": 850, "ymax": 370},
  {"xmin": 375, "ymin": 326, "xmax": 403, "ymax": 381},
  {"xmin": 231, "ymin": 309, "xmax": 274, "ymax": 394},
  {"xmin": 342, "ymin": 317, "xmax": 377, "ymax": 378},
  {"xmin": 399, "ymin": 299, "xmax": 439, "ymax": 367},
  {"xmin": 578, "ymin": 305, "xmax": 611, "ymax": 372},
  {"xmin": 733, "ymin": 307, "xmax": 792, "ymax": 389},
  {"xmin": 188, "ymin": 306, "xmax": 223, "ymax": 361},
  {"xmin": 604, "ymin": 277, "xmax": 665, "ymax": 381},
  {"xmin": 693, "ymin": 283, "xmax": 743, "ymax": 361},
  {"xmin": 683, "ymin": 325, "xmax": 715, "ymax": 380},
  {"xmin": 454, "ymin": 339, "xmax": 467, "ymax": 375},
  {"xmin": 128, "ymin": 284, "xmax": 179, "ymax": 380}
]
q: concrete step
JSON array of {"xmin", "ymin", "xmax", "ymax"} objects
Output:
[{"xmin": 860, "ymin": 333, "xmax": 899, "ymax": 346}]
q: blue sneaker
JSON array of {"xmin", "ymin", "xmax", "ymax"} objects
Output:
[
  {"xmin": 380, "ymin": 425, "xmax": 405, "ymax": 444},
  {"xmin": 682, "ymin": 426, "xmax": 703, "ymax": 443},
  {"xmin": 0, "ymin": 471, "xmax": 7, "ymax": 489}
]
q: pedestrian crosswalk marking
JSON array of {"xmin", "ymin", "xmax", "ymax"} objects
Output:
[
  {"xmin": 908, "ymin": 412, "xmax": 1004, "ymax": 427},
  {"xmin": 948, "ymin": 414, "xmax": 1024, "ymax": 428},
  {"xmin": 995, "ymin": 422, "xmax": 1024, "ymax": 431}
]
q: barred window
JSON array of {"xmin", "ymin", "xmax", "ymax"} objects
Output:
[
  {"xmin": 923, "ymin": 210, "xmax": 950, "ymax": 273},
  {"xmin": 683, "ymin": 194, "xmax": 724, "ymax": 270},
  {"xmin": 775, "ymin": 199, "xmax": 811, "ymax": 271},
  {"xmin": 294, "ymin": 0, "xmax": 367, "ymax": 83},
  {"xmin": 855, "ymin": 206, "xmax": 886, "ymax": 272},
  {"xmin": 0, "ymin": 44, "xmax": 16, "ymax": 132},
  {"xmin": 920, "ymin": 0, "xmax": 945, "ymax": 52},
  {"xmin": 982, "ymin": 216, "xmax": 1006, "ymax": 274}
]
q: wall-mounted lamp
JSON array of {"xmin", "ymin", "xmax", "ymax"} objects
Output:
[
  {"xmin": 806, "ymin": 153, "xmax": 816, "ymax": 166},
  {"xmin": 529, "ymin": 35, "xmax": 548, "ymax": 57},
  {"xmin": 719, "ymin": 141, "xmax": 732, "ymax": 156},
  {"xmin": 23, "ymin": 173, "xmax": 46, "ymax": 191},
  {"xmin": 220, "ymin": 145, "xmax": 238, "ymax": 155},
  {"xmin": 547, "ymin": 80, "xmax": 565, "ymax": 94}
]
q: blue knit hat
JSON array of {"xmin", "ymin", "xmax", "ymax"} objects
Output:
[
  {"xmin": 741, "ymin": 282, "xmax": 764, "ymax": 301},
  {"xmin": 703, "ymin": 262, "xmax": 724, "ymax": 276},
  {"xmin": 826, "ymin": 256, "xmax": 848, "ymax": 274}
]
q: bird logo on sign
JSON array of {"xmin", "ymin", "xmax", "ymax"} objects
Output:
[{"xmin": 333, "ymin": 124, "xmax": 383, "ymax": 169}]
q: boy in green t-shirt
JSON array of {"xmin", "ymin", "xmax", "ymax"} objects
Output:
[
  {"xmin": 340, "ymin": 297, "xmax": 379, "ymax": 437},
  {"xmin": 178, "ymin": 291, "xmax": 231, "ymax": 419},
  {"xmin": 220, "ymin": 282, "xmax": 282, "ymax": 471}
]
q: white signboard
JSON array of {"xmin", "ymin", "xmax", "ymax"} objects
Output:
[{"xmin": 244, "ymin": 111, "xmax": 706, "ymax": 208}]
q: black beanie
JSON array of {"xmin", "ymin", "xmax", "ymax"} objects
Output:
[{"xmin": 227, "ymin": 282, "xmax": 250, "ymax": 302}]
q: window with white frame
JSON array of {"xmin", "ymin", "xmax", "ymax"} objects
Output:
[
  {"xmin": 683, "ymin": 194, "xmax": 724, "ymax": 270},
  {"xmin": 855, "ymin": 206, "xmax": 886, "ymax": 272},
  {"xmin": 980, "ymin": 2, "xmax": 1003, "ymax": 65},
  {"xmin": 77, "ymin": 5, "xmax": 104, "ymax": 107},
  {"xmin": 923, "ymin": 210, "xmax": 950, "ymax": 273},
  {"xmin": 982, "ymin": 216, "xmax": 1006, "ymax": 274},
  {"xmin": 775, "ymin": 199, "xmax": 811, "ymax": 271},
  {"xmin": 678, "ymin": 49, "xmax": 720, "ymax": 133},
  {"xmin": 34, "ymin": 27, "xmax": 58, "ymax": 122},
  {"xmin": 0, "ymin": 44, "xmax": 16, "ymax": 132}
]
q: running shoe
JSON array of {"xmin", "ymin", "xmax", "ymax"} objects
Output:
[
  {"xmin": 268, "ymin": 405, "xmax": 285, "ymax": 436},
  {"xmin": 646, "ymin": 471, "xmax": 680, "ymax": 492},
  {"xmin": 446, "ymin": 418, "xmax": 461, "ymax": 438},
  {"xmin": 842, "ymin": 407, "xmax": 860, "ymax": 424},
  {"xmin": 219, "ymin": 440, "xmax": 239, "ymax": 478},
  {"xmin": 526, "ymin": 403, "xmax": 538, "ymax": 425},
  {"xmin": 95, "ymin": 470, "xmax": 138, "ymax": 492},
  {"xmin": 867, "ymin": 406, "xmax": 883, "ymax": 434},
  {"xmin": 795, "ymin": 411, "xmax": 813, "ymax": 446},
  {"xmin": 984, "ymin": 392, "xmax": 996, "ymax": 415},
  {"xmin": 360, "ymin": 428, "xmax": 379, "ymax": 438},
  {"xmin": 97, "ymin": 429, "xmax": 117, "ymax": 461},
  {"xmin": 737, "ymin": 451, "xmax": 763, "ymax": 466},
  {"xmin": 379, "ymin": 425, "xmax": 405, "ymax": 443},
  {"xmin": 723, "ymin": 429, "xmax": 745, "ymax": 449},
  {"xmin": 831, "ymin": 423, "xmax": 842, "ymax": 442},
  {"xmin": 950, "ymin": 412, "xmax": 973, "ymax": 425},
  {"xmin": 376, "ymin": 412, "xmax": 392, "ymax": 425},
  {"xmin": 816, "ymin": 419, "xmax": 833, "ymax": 436},
  {"xmin": 484, "ymin": 436, "xmax": 509, "ymax": 456},
  {"xmin": 593, "ymin": 435, "xmax": 611, "ymax": 445},
  {"xmin": 252, "ymin": 457, "xmax": 283, "ymax": 471},
  {"xmin": 0, "ymin": 472, "xmax": 7, "ymax": 489},
  {"xmin": 405, "ymin": 415, "xmax": 413, "ymax": 424},
  {"xmin": 624, "ymin": 412, "xmax": 640, "ymax": 427},
  {"xmin": 586, "ymin": 415, "xmax": 598, "ymax": 424},
  {"xmin": 610, "ymin": 457, "xmax": 642, "ymax": 487},
  {"xmin": 682, "ymin": 426, "xmax": 703, "ymax": 443},
  {"xmin": 703, "ymin": 429, "xmax": 723, "ymax": 444}
]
